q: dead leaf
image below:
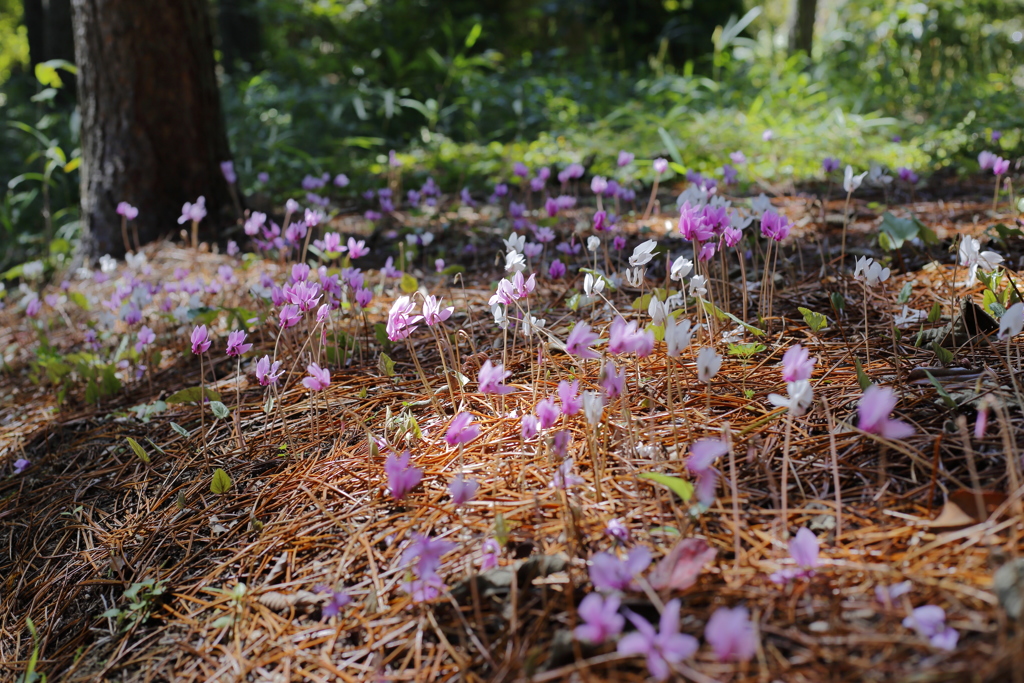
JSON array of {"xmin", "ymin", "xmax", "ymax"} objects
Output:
[
  {"xmin": 948, "ymin": 490, "xmax": 1007, "ymax": 521},
  {"xmin": 257, "ymin": 590, "xmax": 322, "ymax": 612},
  {"xmin": 927, "ymin": 501, "xmax": 976, "ymax": 529},
  {"xmin": 648, "ymin": 538, "xmax": 716, "ymax": 591}
]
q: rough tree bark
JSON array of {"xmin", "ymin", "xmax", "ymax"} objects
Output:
[
  {"xmin": 71, "ymin": 0, "xmax": 235, "ymax": 258},
  {"xmin": 787, "ymin": 0, "xmax": 817, "ymax": 58}
]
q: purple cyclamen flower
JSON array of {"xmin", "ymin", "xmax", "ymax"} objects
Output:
[
  {"xmin": 705, "ymin": 606, "xmax": 758, "ymax": 662},
  {"xmin": 478, "ymin": 360, "xmax": 514, "ymax": 395},
  {"xmin": 355, "ymin": 288, "xmax": 373, "ymax": 308},
  {"xmin": 448, "ymin": 474, "xmax": 479, "ymax": 506},
  {"xmin": 902, "ymin": 605, "xmax": 958, "ymax": 651},
  {"xmin": 653, "ymin": 158, "xmax": 669, "ymax": 175},
  {"xmin": 513, "ymin": 161, "xmax": 529, "ymax": 177},
  {"xmin": 979, "ymin": 150, "xmax": 996, "ymax": 170},
  {"xmin": 220, "ymin": 160, "xmax": 237, "ymax": 184},
  {"xmin": 317, "ymin": 588, "xmax": 351, "ymax": 619},
  {"xmin": 116, "ymin": 202, "xmax": 139, "ymax": 220},
  {"xmin": 548, "ymin": 259, "xmax": 566, "ymax": 279},
  {"xmin": 190, "ymin": 325, "xmax": 211, "ymax": 354},
  {"xmin": 770, "ymin": 527, "xmax": 820, "ymax": 584},
  {"xmin": 575, "ymin": 593, "xmax": 625, "ymax": 644},
  {"xmin": 590, "ymin": 547, "xmax": 651, "ymax": 592},
  {"xmin": 875, "ymin": 580, "xmax": 913, "ymax": 604},
  {"xmin": 521, "ymin": 414, "xmax": 539, "ymax": 439},
  {"xmin": 347, "ymin": 237, "xmax": 370, "ymax": 259},
  {"xmin": 136, "ymin": 325, "xmax": 155, "ymax": 352},
  {"xmin": 255, "ymin": 355, "xmax": 283, "ymax": 386},
  {"xmin": 14, "ymin": 458, "xmax": 31, "ymax": 474},
  {"xmin": 618, "ymin": 151, "xmax": 635, "ymax": 167},
  {"xmin": 445, "ymin": 412, "xmax": 480, "ymax": 447},
  {"xmin": 557, "ymin": 380, "xmax": 582, "ymax": 415},
  {"xmin": 605, "ymin": 518, "xmax": 630, "ymax": 543},
  {"xmin": 822, "ymin": 157, "xmax": 840, "ymax": 173},
  {"xmin": 385, "ymin": 451, "xmax": 422, "ymax": 500},
  {"xmin": 760, "ymin": 210, "xmax": 791, "ymax": 241},
  {"xmin": 781, "ymin": 344, "xmax": 815, "ymax": 382},
  {"xmin": 302, "ymin": 363, "xmax": 330, "ymax": 391},
  {"xmin": 617, "ymin": 599, "xmax": 699, "ymax": 681},
  {"xmin": 178, "ymin": 196, "xmax": 207, "ymax": 224},
  {"xmin": 480, "ymin": 538, "xmax": 501, "ymax": 570},
  {"xmin": 278, "ymin": 304, "xmax": 302, "ymax": 329},
  {"xmin": 613, "ymin": 235, "xmax": 626, "ymax": 251},
  {"xmin": 535, "ymin": 397, "xmax": 560, "ymax": 429},
  {"xmin": 551, "ymin": 430, "xmax": 571, "ymax": 458},
  {"xmin": 401, "ymin": 532, "xmax": 454, "ymax": 602},
  {"xmin": 898, "ymin": 167, "xmax": 919, "ymax": 183},
  {"xmin": 992, "ymin": 130, "xmax": 1003, "ymax": 141},
  {"xmin": 599, "ymin": 361, "xmax": 626, "ymax": 399},
  {"xmin": 857, "ymin": 385, "xmax": 915, "ymax": 439},
  {"xmin": 993, "ymin": 156, "xmax": 1010, "ymax": 175},
  {"xmin": 334, "ymin": 173, "xmax": 349, "ymax": 187},
  {"xmin": 225, "ymin": 330, "xmax": 252, "ymax": 357},
  {"xmin": 565, "ymin": 322, "xmax": 600, "ymax": 360}
]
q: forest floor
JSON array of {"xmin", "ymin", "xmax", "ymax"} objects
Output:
[{"xmin": 2, "ymin": 182, "xmax": 1024, "ymax": 683}]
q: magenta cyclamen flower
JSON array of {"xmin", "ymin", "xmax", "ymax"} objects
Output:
[
  {"xmin": 565, "ymin": 322, "xmax": 600, "ymax": 360},
  {"xmin": 278, "ymin": 304, "xmax": 302, "ymax": 329},
  {"xmin": 445, "ymin": 412, "xmax": 480, "ymax": 447},
  {"xmin": 423, "ymin": 295, "xmax": 454, "ymax": 326},
  {"xmin": 760, "ymin": 210, "xmax": 791, "ymax": 241},
  {"xmin": 302, "ymin": 363, "xmax": 330, "ymax": 391},
  {"xmin": 599, "ymin": 361, "xmax": 626, "ymax": 398},
  {"xmin": 857, "ymin": 385, "xmax": 915, "ymax": 439},
  {"xmin": 993, "ymin": 156, "xmax": 1010, "ymax": 175},
  {"xmin": 116, "ymin": 202, "xmax": 139, "ymax": 220},
  {"xmin": 190, "ymin": 325, "xmax": 211, "ymax": 354},
  {"xmin": 617, "ymin": 599, "xmax": 699, "ymax": 681},
  {"xmin": 449, "ymin": 474, "xmax": 479, "ymax": 506},
  {"xmin": 535, "ymin": 397, "xmax": 561, "ymax": 429},
  {"xmin": 355, "ymin": 288, "xmax": 373, "ymax": 309},
  {"xmin": 548, "ymin": 259, "xmax": 566, "ymax": 279},
  {"xmin": 385, "ymin": 451, "xmax": 423, "ymax": 500},
  {"xmin": 605, "ymin": 518, "xmax": 630, "ymax": 543},
  {"xmin": 347, "ymin": 237, "xmax": 370, "ymax": 259},
  {"xmin": 575, "ymin": 593, "xmax": 625, "ymax": 645},
  {"xmin": 770, "ymin": 527, "xmax": 820, "ymax": 584},
  {"xmin": 705, "ymin": 606, "xmax": 757, "ymax": 662},
  {"xmin": 225, "ymin": 330, "xmax": 252, "ymax": 357},
  {"xmin": 557, "ymin": 380, "xmax": 582, "ymax": 415},
  {"xmin": 478, "ymin": 360, "xmax": 514, "ymax": 395},
  {"xmin": 590, "ymin": 547, "xmax": 651, "ymax": 592},
  {"xmin": 781, "ymin": 344, "xmax": 815, "ymax": 382},
  {"xmin": 255, "ymin": 355, "xmax": 283, "ymax": 386}
]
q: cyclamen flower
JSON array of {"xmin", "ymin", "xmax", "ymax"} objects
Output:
[
  {"xmin": 301, "ymin": 363, "xmax": 329, "ymax": 391},
  {"xmin": 565, "ymin": 322, "xmax": 600, "ymax": 360},
  {"xmin": 653, "ymin": 158, "xmax": 669, "ymax": 175},
  {"xmin": 480, "ymin": 538, "xmax": 500, "ymax": 570},
  {"xmin": 551, "ymin": 457, "xmax": 584, "ymax": 489},
  {"xmin": 316, "ymin": 587, "xmax": 351, "ymax": 619},
  {"xmin": 617, "ymin": 600, "xmax": 699, "ymax": 681},
  {"xmin": 478, "ymin": 360, "xmax": 514, "ymax": 395},
  {"xmin": 548, "ymin": 259, "xmax": 566, "ymax": 279},
  {"xmin": 255, "ymin": 355, "xmax": 283, "ymax": 386},
  {"xmin": 178, "ymin": 196, "xmax": 207, "ymax": 224},
  {"xmin": 770, "ymin": 527, "xmax": 820, "ymax": 583},
  {"xmin": 853, "ymin": 256, "xmax": 891, "ymax": 286},
  {"xmin": 760, "ymin": 210, "xmax": 791, "ymax": 241},
  {"xmin": 575, "ymin": 593, "xmax": 625, "ymax": 645},
  {"xmin": 445, "ymin": 412, "xmax": 480, "ymax": 447},
  {"xmin": 449, "ymin": 474, "xmax": 479, "ymax": 506},
  {"xmin": 136, "ymin": 325, "xmax": 155, "ymax": 352},
  {"xmin": 696, "ymin": 347, "xmax": 722, "ymax": 383},
  {"xmin": 521, "ymin": 414, "xmax": 539, "ymax": 439},
  {"xmin": 14, "ymin": 458, "xmax": 31, "ymax": 474},
  {"xmin": 613, "ymin": 235, "xmax": 626, "ymax": 251},
  {"xmin": 993, "ymin": 156, "xmax": 1010, "ymax": 175},
  {"xmin": 665, "ymin": 318, "xmax": 693, "ymax": 357},
  {"xmin": 190, "ymin": 325, "xmax": 211, "ymax": 354},
  {"xmin": 999, "ymin": 302, "xmax": 1024, "ymax": 341},
  {"xmin": 768, "ymin": 380, "xmax": 814, "ymax": 417},
  {"xmin": 346, "ymin": 238, "xmax": 369, "ymax": 259},
  {"xmin": 857, "ymin": 385, "xmax": 915, "ymax": 439},
  {"xmin": 781, "ymin": 344, "xmax": 815, "ymax": 382},
  {"xmin": 979, "ymin": 150, "xmax": 996, "ymax": 170},
  {"xmin": 605, "ymin": 518, "xmax": 630, "ymax": 543},
  {"xmin": 822, "ymin": 157, "xmax": 840, "ymax": 173},
  {"xmin": 583, "ymin": 391, "xmax": 604, "ymax": 425},
  {"xmin": 678, "ymin": 202, "xmax": 713, "ymax": 242},
  {"xmin": 629, "ymin": 240, "xmax": 658, "ymax": 267},
  {"xmin": 705, "ymin": 607, "xmax": 758, "ymax": 662},
  {"xmin": 385, "ymin": 452, "xmax": 422, "ymax": 500},
  {"xmin": 958, "ymin": 236, "xmax": 1003, "ymax": 284},
  {"xmin": 600, "ymin": 361, "xmax": 626, "ymax": 398},
  {"xmin": 535, "ymin": 397, "xmax": 561, "ymax": 429},
  {"xmin": 903, "ymin": 605, "xmax": 958, "ymax": 651},
  {"xmin": 401, "ymin": 532, "xmax": 454, "ymax": 602},
  {"xmin": 557, "ymin": 380, "xmax": 582, "ymax": 415},
  {"xmin": 844, "ymin": 166, "xmax": 867, "ymax": 193},
  {"xmin": 116, "ymin": 202, "xmax": 139, "ymax": 220},
  {"xmin": 278, "ymin": 304, "xmax": 302, "ymax": 329},
  {"xmin": 422, "ymin": 295, "xmax": 454, "ymax": 326},
  {"xmin": 386, "ymin": 296, "xmax": 423, "ymax": 341},
  {"xmin": 225, "ymin": 330, "xmax": 252, "ymax": 357}
]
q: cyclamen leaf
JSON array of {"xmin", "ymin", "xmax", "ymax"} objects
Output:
[
  {"xmin": 125, "ymin": 437, "xmax": 151, "ymax": 464},
  {"xmin": 927, "ymin": 301, "xmax": 942, "ymax": 323},
  {"xmin": 399, "ymin": 273, "xmax": 418, "ymax": 294},
  {"xmin": 211, "ymin": 468, "xmax": 232, "ymax": 495},
  {"xmin": 209, "ymin": 401, "xmax": 230, "ymax": 419},
  {"xmin": 166, "ymin": 386, "xmax": 221, "ymax": 404},
  {"xmin": 855, "ymin": 358, "xmax": 872, "ymax": 391},
  {"xmin": 931, "ymin": 342, "xmax": 954, "ymax": 365},
  {"xmin": 897, "ymin": 281, "xmax": 913, "ymax": 305},
  {"xmin": 639, "ymin": 472, "xmax": 694, "ymax": 502},
  {"xmin": 378, "ymin": 352, "xmax": 396, "ymax": 377},
  {"xmin": 798, "ymin": 306, "xmax": 828, "ymax": 333},
  {"xmin": 170, "ymin": 422, "xmax": 190, "ymax": 437}
]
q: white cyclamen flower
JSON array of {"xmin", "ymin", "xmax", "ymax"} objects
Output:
[
  {"xmin": 22, "ymin": 260, "xmax": 45, "ymax": 280},
  {"xmin": 670, "ymin": 255, "xmax": 693, "ymax": 281},
  {"xmin": 854, "ymin": 256, "xmax": 890, "ymax": 286},
  {"xmin": 958, "ymin": 236, "xmax": 1004, "ymax": 284},
  {"xmin": 586, "ymin": 235, "xmax": 601, "ymax": 252},
  {"xmin": 768, "ymin": 379, "xmax": 814, "ymax": 417},
  {"xmin": 689, "ymin": 274, "xmax": 708, "ymax": 297},
  {"xmin": 583, "ymin": 391, "xmax": 605, "ymax": 425},
  {"xmin": 629, "ymin": 239, "xmax": 658, "ymax": 268},
  {"xmin": 999, "ymin": 302, "xmax": 1024, "ymax": 341},
  {"xmin": 696, "ymin": 347, "xmax": 722, "ymax": 383},
  {"xmin": 583, "ymin": 273, "xmax": 605, "ymax": 297},
  {"xmin": 844, "ymin": 165, "xmax": 868, "ymax": 193},
  {"xmin": 505, "ymin": 250, "xmax": 526, "ymax": 273},
  {"xmin": 503, "ymin": 233, "xmax": 526, "ymax": 254},
  {"xmin": 648, "ymin": 297, "xmax": 671, "ymax": 325},
  {"xmin": 624, "ymin": 267, "xmax": 645, "ymax": 288},
  {"xmin": 665, "ymin": 317, "xmax": 693, "ymax": 357}
]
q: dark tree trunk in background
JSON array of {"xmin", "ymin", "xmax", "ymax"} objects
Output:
[
  {"xmin": 71, "ymin": 0, "xmax": 235, "ymax": 258},
  {"xmin": 787, "ymin": 0, "xmax": 817, "ymax": 57},
  {"xmin": 216, "ymin": 0, "xmax": 263, "ymax": 73}
]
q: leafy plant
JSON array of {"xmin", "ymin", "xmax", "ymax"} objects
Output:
[{"xmin": 99, "ymin": 578, "xmax": 169, "ymax": 631}]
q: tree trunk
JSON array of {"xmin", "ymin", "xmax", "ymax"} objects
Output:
[
  {"xmin": 71, "ymin": 0, "xmax": 235, "ymax": 258},
  {"xmin": 216, "ymin": 0, "xmax": 263, "ymax": 73},
  {"xmin": 787, "ymin": 0, "xmax": 817, "ymax": 57}
]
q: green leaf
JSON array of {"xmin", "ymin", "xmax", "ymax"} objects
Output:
[
  {"xmin": 797, "ymin": 306, "xmax": 828, "ymax": 333},
  {"xmin": 125, "ymin": 437, "xmax": 151, "ymax": 464},
  {"xmin": 69, "ymin": 291, "xmax": 90, "ymax": 310},
  {"xmin": 494, "ymin": 513, "xmax": 510, "ymax": 547},
  {"xmin": 927, "ymin": 301, "xmax": 942, "ymax": 323},
  {"xmin": 631, "ymin": 293, "xmax": 653, "ymax": 310},
  {"xmin": 211, "ymin": 468, "xmax": 232, "ymax": 495},
  {"xmin": 983, "ymin": 288, "xmax": 998, "ymax": 315},
  {"xmin": 897, "ymin": 281, "xmax": 913, "ymax": 305},
  {"xmin": 923, "ymin": 370, "xmax": 957, "ymax": 410},
  {"xmin": 728, "ymin": 342, "xmax": 766, "ymax": 358},
  {"xmin": 830, "ymin": 291, "xmax": 845, "ymax": 312},
  {"xmin": 878, "ymin": 212, "xmax": 937, "ymax": 250},
  {"xmin": 165, "ymin": 386, "xmax": 221, "ymax": 404},
  {"xmin": 464, "ymin": 22, "xmax": 483, "ymax": 48},
  {"xmin": 170, "ymin": 422, "xmax": 190, "ymax": 437},
  {"xmin": 931, "ymin": 342, "xmax": 954, "ymax": 365},
  {"xmin": 854, "ymin": 358, "xmax": 872, "ymax": 391},
  {"xmin": 188, "ymin": 307, "xmax": 220, "ymax": 326},
  {"xmin": 440, "ymin": 265, "xmax": 465, "ymax": 276},
  {"xmin": 378, "ymin": 352, "xmax": 396, "ymax": 377},
  {"xmin": 699, "ymin": 298, "xmax": 765, "ymax": 336},
  {"xmin": 209, "ymin": 401, "xmax": 230, "ymax": 419},
  {"xmin": 639, "ymin": 472, "xmax": 694, "ymax": 502},
  {"xmin": 399, "ymin": 273, "xmax": 418, "ymax": 294},
  {"xmin": 657, "ymin": 127, "xmax": 684, "ymax": 166}
]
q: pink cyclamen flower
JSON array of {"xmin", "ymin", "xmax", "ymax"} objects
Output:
[
  {"xmin": 254, "ymin": 355, "xmax": 283, "ymax": 386},
  {"xmin": 478, "ymin": 360, "xmax": 514, "ymax": 395},
  {"xmin": 605, "ymin": 518, "xmax": 630, "ymax": 543},
  {"xmin": 423, "ymin": 295, "xmax": 454, "ymax": 326},
  {"xmin": 551, "ymin": 457, "xmax": 584, "ymax": 489},
  {"xmin": 687, "ymin": 439, "xmax": 728, "ymax": 473},
  {"xmin": 225, "ymin": 330, "xmax": 252, "ymax": 357},
  {"xmin": 557, "ymin": 380, "xmax": 582, "ymax": 415},
  {"xmin": 355, "ymin": 288, "xmax": 373, "ymax": 309},
  {"xmin": 302, "ymin": 363, "xmax": 330, "ymax": 391},
  {"xmin": 116, "ymin": 202, "xmax": 139, "ymax": 220},
  {"xmin": 386, "ymin": 296, "xmax": 423, "ymax": 341},
  {"xmin": 705, "ymin": 606, "xmax": 757, "ymax": 662},
  {"xmin": 617, "ymin": 599, "xmax": 699, "ymax": 681},
  {"xmin": 535, "ymin": 397, "xmax": 561, "ymax": 429},
  {"xmin": 979, "ymin": 151, "xmax": 996, "ymax": 170},
  {"xmin": 903, "ymin": 605, "xmax": 958, "ymax": 651},
  {"xmin": 347, "ymin": 237, "xmax": 370, "ymax": 259},
  {"xmin": 278, "ymin": 304, "xmax": 302, "ymax": 329},
  {"xmin": 449, "ymin": 474, "xmax": 479, "ymax": 506},
  {"xmin": 575, "ymin": 593, "xmax": 625, "ymax": 645},
  {"xmin": 781, "ymin": 344, "xmax": 816, "ymax": 382},
  {"xmin": 565, "ymin": 322, "xmax": 600, "ymax": 360},
  {"xmin": 770, "ymin": 527, "xmax": 820, "ymax": 584},
  {"xmin": 385, "ymin": 451, "xmax": 422, "ymax": 500},
  {"xmin": 220, "ymin": 160, "xmax": 237, "ymax": 184},
  {"xmin": 14, "ymin": 458, "xmax": 30, "ymax": 474},
  {"xmin": 599, "ymin": 361, "xmax": 626, "ymax": 399},
  {"xmin": 178, "ymin": 196, "xmax": 207, "ymax": 224},
  {"xmin": 480, "ymin": 538, "xmax": 500, "ymax": 570},
  {"xmin": 653, "ymin": 158, "xmax": 669, "ymax": 175},
  {"xmin": 590, "ymin": 547, "xmax": 651, "ymax": 592},
  {"xmin": 618, "ymin": 151, "xmax": 635, "ymax": 167},
  {"xmin": 190, "ymin": 325, "xmax": 211, "ymax": 354},
  {"xmin": 521, "ymin": 414, "xmax": 539, "ymax": 440},
  {"xmin": 445, "ymin": 412, "xmax": 480, "ymax": 447},
  {"xmin": 993, "ymin": 156, "xmax": 1010, "ymax": 175},
  {"xmin": 857, "ymin": 385, "xmax": 915, "ymax": 439},
  {"xmin": 136, "ymin": 325, "xmax": 155, "ymax": 352},
  {"xmin": 316, "ymin": 303, "xmax": 330, "ymax": 325},
  {"xmin": 760, "ymin": 210, "xmax": 791, "ymax": 241}
]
